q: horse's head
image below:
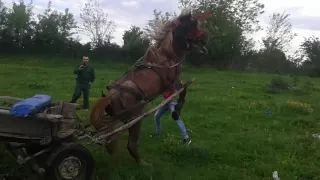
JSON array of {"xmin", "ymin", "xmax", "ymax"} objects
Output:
[
  {"xmin": 173, "ymin": 9, "xmax": 211, "ymax": 54},
  {"xmin": 152, "ymin": 9, "xmax": 211, "ymax": 56}
]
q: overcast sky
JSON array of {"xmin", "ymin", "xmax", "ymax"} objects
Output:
[{"xmin": 3, "ymin": 0, "xmax": 320, "ymax": 55}]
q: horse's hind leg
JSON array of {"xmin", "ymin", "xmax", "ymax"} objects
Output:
[{"xmin": 127, "ymin": 120, "xmax": 153, "ymax": 167}]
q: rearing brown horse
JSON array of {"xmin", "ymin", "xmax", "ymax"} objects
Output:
[{"xmin": 89, "ymin": 9, "xmax": 211, "ymax": 166}]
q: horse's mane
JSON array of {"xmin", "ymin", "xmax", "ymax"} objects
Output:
[
  {"xmin": 150, "ymin": 8, "xmax": 192, "ymax": 54},
  {"xmin": 151, "ymin": 20, "xmax": 175, "ymax": 50}
]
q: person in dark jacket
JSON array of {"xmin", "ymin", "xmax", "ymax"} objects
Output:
[{"xmin": 70, "ymin": 56, "xmax": 95, "ymax": 110}]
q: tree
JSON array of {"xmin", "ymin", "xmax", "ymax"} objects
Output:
[
  {"xmin": 4, "ymin": 0, "xmax": 35, "ymax": 50},
  {"xmin": 300, "ymin": 36, "xmax": 320, "ymax": 71},
  {"xmin": 123, "ymin": 26, "xmax": 150, "ymax": 60},
  {"xmin": 79, "ymin": 0, "xmax": 116, "ymax": 48},
  {"xmin": 0, "ymin": 0, "xmax": 9, "ymax": 50},
  {"xmin": 175, "ymin": 0, "xmax": 265, "ymax": 68},
  {"xmin": 262, "ymin": 12, "xmax": 297, "ymax": 52},
  {"xmin": 0, "ymin": 0, "xmax": 8, "ymax": 31},
  {"xmin": 178, "ymin": 0, "xmax": 265, "ymax": 34},
  {"xmin": 287, "ymin": 50, "xmax": 304, "ymax": 68},
  {"xmin": 249, "ymin": 11, "xmax": 297, "ymax": 73},
  {"xmin": 123, "ymin": 26, "xmax": 149, "ymax": 48},
  {"xmin": 34, "ymin": 0, "xmax": 77, "ymax": 53}
]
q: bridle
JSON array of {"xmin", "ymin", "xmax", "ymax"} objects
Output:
[{"xmin": 174, "ymin": 12, "xmax": 212, "ymax": 55}]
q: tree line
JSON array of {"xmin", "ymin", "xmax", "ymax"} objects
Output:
[{"xmin": 0, "ymin": 0, "xmax": 319, "ymax": 76}]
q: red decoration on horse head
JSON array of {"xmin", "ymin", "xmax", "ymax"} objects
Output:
[
  {"xmin": 172, "ymin": 9, "xmax": 212, "ymax": 54},
  {"xmin": 195, "ymin": 12, "xmax": 213, "ymax": 20}
]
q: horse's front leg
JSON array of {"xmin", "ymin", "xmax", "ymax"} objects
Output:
[
  {"xmin": 105, "ymin": 135, "xmax": 121, "ymax": 165},
  {"xmin": 127, "ymin": 120, "xmax": 153, "ymax": 167},
  {"xmin": 105, "ymin": 120, "xmax": 124, "ymax": 165}
]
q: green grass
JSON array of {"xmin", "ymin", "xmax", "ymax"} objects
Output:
[{"xmin": 1, "ymin": 56, "xmax": 320, "ymax": 179}]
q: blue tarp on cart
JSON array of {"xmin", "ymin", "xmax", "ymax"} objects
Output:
[{"xmin": 9, "ymin": 94, "xmax": 52, "ymax": 117}]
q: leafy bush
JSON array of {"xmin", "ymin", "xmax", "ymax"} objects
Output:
[
  {"xmin": 266, "ymin": 76, "xmax": 291, "ymax": 94},
  {"xmin": 292, "ymin": 75, "xmax": 299, "ymax": 87},
  {"xmin": 302, "ymin": 81, "xmax": 314, "ymax": 94},
  {"xmin": 293, "ymin": 81, "xmax": 314, "ymax": 96}
]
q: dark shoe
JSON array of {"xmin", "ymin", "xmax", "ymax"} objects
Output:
[
  {"xmin": 171, "ymin": 111, "xmax": 180, "ymax": 120},
  {"xmin": 183, "ymin": 138, "xmax": 192, "ymax": 145}
]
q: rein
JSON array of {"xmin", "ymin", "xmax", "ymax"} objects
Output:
[
  {"xmin": 133, "ymin": 47, "xmax": 184, "ymax": 69},
  {"xmin": 146, "ymin": 47, "xmax": 184, "ymax": 68}
]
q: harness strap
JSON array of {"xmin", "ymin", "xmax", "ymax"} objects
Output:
[
  {"xmin": 134, "ymin": 64, "xmax": 166, "ymax": 89},
  {"xmin": 107, "ymin": 84, "xmax": 144, "ymax": 101}
]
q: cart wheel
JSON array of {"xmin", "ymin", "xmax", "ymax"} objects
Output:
[{"xmin": 44, "ymin": 143, "xmax": 94, "ymax": 180}]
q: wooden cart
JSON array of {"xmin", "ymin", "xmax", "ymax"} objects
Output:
[{"xmin": 0, "ymin": 78, "xmax": 194, "ymax": 180}]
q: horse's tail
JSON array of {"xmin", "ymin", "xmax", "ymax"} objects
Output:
[{"xmin": 89, "ymin": 96, "xmax": 111, "ymax": 130}]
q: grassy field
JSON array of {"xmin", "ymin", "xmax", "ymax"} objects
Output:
[{"xmin": 1, "ymin": 56, "xmax": 320, "ymax": 180}]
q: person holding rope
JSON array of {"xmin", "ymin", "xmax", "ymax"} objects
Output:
[{"xmin": 152, "ymin": 81, "xmax": 191, "ymax": 145}]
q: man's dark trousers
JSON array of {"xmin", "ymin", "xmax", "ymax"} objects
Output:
[{"xmin": 70, "ymin": 82, "xmax": 90, "ymax": 109}]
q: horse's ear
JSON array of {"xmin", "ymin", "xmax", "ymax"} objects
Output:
[
  {"xmin": 180, "ymin": 8, "xmax": 192, "ymax": 17},
  {"xmin": 177, "ymin": 8, "xmax": 192, "ymax": 24}
]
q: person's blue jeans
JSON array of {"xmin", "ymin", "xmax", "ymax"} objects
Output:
[{"xmin": 154, "ymin": 101, "xmax": 189, "ymax": 139}]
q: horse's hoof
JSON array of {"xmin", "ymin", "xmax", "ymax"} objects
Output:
[{"xmin": 138, "ymin": 160, "xmax": 153, "ymax": 167}]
